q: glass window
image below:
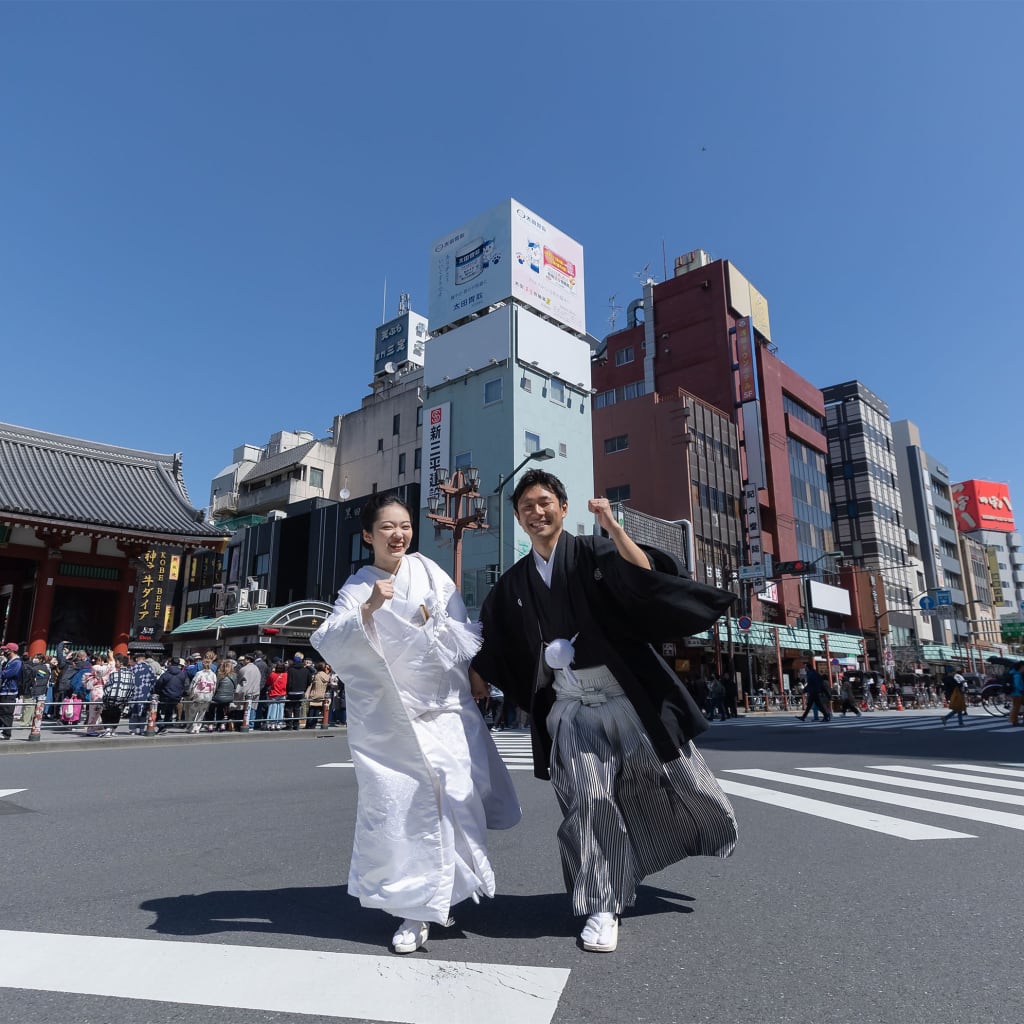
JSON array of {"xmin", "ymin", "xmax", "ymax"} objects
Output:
[
  {"xmin": 414, "ymin": 447, "xmax": 422, "ymax": 470},
  {"xmin": 525, "ymin": 431, "xmax": 540, "ymax": 454},
  {"xmin": 604, "ymin": 434, "xmax": 628, "ymax": 454},
  {"xmin": 594, "ymin": 389, "xmax": 617, "ymax": 409},
  {"xmin": 392, "ymin": 413, "xmax": 401, "ymax": 436},
  {"xmin": 549, "ymin": 379, "xmax": 565, "ymax": 404},
  {"xmin": 615, "ymin": 346, "xmax": 634, "ymax": 366},
  {"xmin": 484, "ymin": 378, "xmax": 503, "ymax": 404},
  {"xmin": 607, "ymin": 484, "xmax": 631, "ymax": 502},
  {"xmin": 455, "ymin": 451, "xmax": 472, "ymax": 469},
  {"xmin": 309, "ymin": 467, "xmax": 324, "ymax": 489},
  {"xmin": 623, "ymin": 380, "xmax": 647, "ymax": 400},
  {"xmin": 398, "ymin": 452, "xmax": 406, "ymax": 475}
]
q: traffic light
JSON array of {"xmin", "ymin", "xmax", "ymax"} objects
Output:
[{"xmin": 774, "ymin": 560, "xmax": 809, "ymax": 576}]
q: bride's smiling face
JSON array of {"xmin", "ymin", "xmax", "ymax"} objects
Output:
[{"xmin": 363, "ymin": 502, "xmax": 414, "ymax": 572}]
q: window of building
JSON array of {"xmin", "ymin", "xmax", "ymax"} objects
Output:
[
  {"xmin": 454, "ymin": 451, "xmax": 472, "ymax": 470},
  {"xmin": 414, "ymin": 447, "xmax": 422, "ymax": 470},
  {"xmin": 309, "ymin": 467, "xmax": 324, "ymax": 489},
  {"xmin": 392, "ymin": 413, "xmax": 401, "ymax": 436},
  {"xmin": 371, "ymin": 482, "xmax": 378, "ymax": 493},
  {"xmin": 606, "ymin": 484, "xmax": 631, "ymax": 503},
  {"xmin": 594, "ymin": 389, "xmax": 617, "ymax": 409},
  {"xmin": 525, "ymin": 431, "xmax": 541, "ymax": 454},
  {"xmin": 255, "ymin": 553, "xmax": 270, "ymax": 576},
  {"xmin": 416, "ymin": 406, "xmax": 423, "ymax": 427},
  {"xmin": 615, "ymin": 346, "xmax": 634, "ymax": 366},
  {"xmin": 623, "ymin": 380, "xmax": 647, "ymax": 400},
  {"xmin": 559, "ymin": 442, "xmax": 567, "ymax": 457},
  {"xmin": 484, "ymin": 378, "xmax": 503, "ymax": 404},
  {"xmin": 604, "ymin": 434, "xmax": 628, "ymax": 454},
  {"xmin": 398, "ymin": 452, "xmax": 406, "ymax": 476},
  {"xmin": 377, "ymin": 438, "xmax": 384, "ymax": 452},
  {"xmin": 549, "ymin": 378, "xmax": 565, "ymax": 404}
]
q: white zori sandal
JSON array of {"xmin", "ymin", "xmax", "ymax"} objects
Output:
[
  {"xmin": 391, "ymin": 919, "xmax": 429, "ymax": 954},
  {"xmin": 580, "ymin": 912, "xmax": 618, "ymax": 952}
]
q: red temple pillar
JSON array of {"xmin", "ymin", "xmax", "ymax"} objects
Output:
[{"xmin": 27, "ymin": 550, "xmax": 62, "ymax": 656}]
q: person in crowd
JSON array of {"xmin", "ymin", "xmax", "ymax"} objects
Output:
[
  {"xmin": 99, "ymin": 654, "xmax": 136, "ymax": 737},
  {"xmin": 839, "ymin": 674, "xmax": 861, "ymax": 717},
  {"xmin": 722, "ymin": 672, "xmax": 739, "ymax": 718},
  {"xmin": 796, "ymin": 660, "xmax": 832, "ymax": 722},
  {"xmin": 284, "ymin": 654, "xmax": 312, "ymax": 730},
  {"xmin": 187, "ymin": 655, "xmax": 217, "ymax": 733},
  {"xmin": 304, "ymin": 661, "xmax": 330, "ymax": 728},
  {"xmin": 128, "ymin": 652, "xmax": 158, "ymax": 735},
  {"xmin": 0, "ymin": 642, "xmax": 23, "ymax": 740},
  {"xmin": 1008, "ymin": 662, "xmax": 1024, "ymax": 727},
  {"xmin": 312, "ymin": 492, "xmax": 520, "ymax": 955},
  {"xmin": 941, "ymin": 666, "xmax": 967, "ymax": 727},
  {"xmin": 706, "ymin": 676, "xmax": 727, "ymax": 721},
  {"xmin": 211, "ymin": 658, "xmax": 238, "ymax": 731},
  {"xmin": 236, "ymin": 654, "xmax": 262, "ymax": 729},
  {"xmin": 487, "ymin": 684, "xmax": 504, "ymax": 731},
  {"xmin": 84, "ymin": 650, "xmax": 114, "ymax": 736},
  {"xmin": 327, "ymin": 666, "xmax": 346, "ymax": 725},
  {"xmin": 252, "ymin": 651, "xmax": 271, "ymax": 729},
  {"xmin": 471, "ymin": 471, "xmax": 737, "ymax": 954},
  {"xmin": 153, "ymin": 657, "xmax": 189, "ymax": 732},
  {"xmin": 21, "ymin": 654, "xmax": 51, "ymax": 725},
  {"xmin": 265, "ymin": 661, "xmax": 288, "ymax": 729}
]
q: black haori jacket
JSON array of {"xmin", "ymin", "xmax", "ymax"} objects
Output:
[{"xmin": 472, "ymin": 532, "xmax": 736, "ymax": 780}]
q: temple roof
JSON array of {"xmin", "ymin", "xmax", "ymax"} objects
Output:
[{"xmin": 0, "ymin": 421, "xmax": 228, "ymax": 541}]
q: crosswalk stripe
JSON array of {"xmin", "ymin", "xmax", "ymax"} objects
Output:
[
  {"xmin": 0, "ymin": 789, "xmax": 26, "ymax": 800},
  {"xmin": 319, "ymin": 734, "xmax": 537, "ymax": 771},
  {"xmin": 0, "ymin": 929, "xmax": 570, "ymax": 1024},
  {"xmin": 716, "ymin": 780, "xmax": 973, "ymax": 840},
  {"xmin": 797, "ymin": 767, "xmax": 1024, "ymax": 806},
  {"xmin": 867, "ymin": 765, "xmax": 1024, "ymax": 790},
  {"xmin": 724, "ymin": 768, "xmax": 1024, "ymax": 831},
  {"xmin": 933, "ymin": 763, "xmax": 1024, "ymax": 778}
]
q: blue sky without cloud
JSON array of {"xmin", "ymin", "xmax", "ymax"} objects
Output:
[{"xmin": 2, "ymin": 1, "xmax": 1021, "ymax": 511}]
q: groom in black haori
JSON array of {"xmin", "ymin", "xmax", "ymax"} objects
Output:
[{"xmin": 471, "ymin": 470, "xmax": 739, "ymax": 953}]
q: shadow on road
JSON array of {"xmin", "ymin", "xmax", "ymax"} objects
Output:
[{"xmin": 139, "ymin": 882, "xmax": 696, "ymax": 947}]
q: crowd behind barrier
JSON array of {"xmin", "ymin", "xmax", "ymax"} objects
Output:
[{"xmin": 0, "ymin": 643, "xmax": 346, "ymax": 742}]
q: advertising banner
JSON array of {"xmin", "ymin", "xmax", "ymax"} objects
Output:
[
  {"xmin": 134, "ymin": 548, "xmax": 181, "ymax": 639},
  {"xmin": 742, "ymin": 484, "xmax": 763, "ymax": 569},
  {"xmin": 951, "ymin": 479, "xmax": 1015, "ymax": 533},
  {"xmin": 373, "ymin": 311, "xmax": 428, "ymax": 377},
  {"xmin": 422, "ymin": 402, "xmax": 451, "ymax": 510},
  {"xmin": 429, "ymin": 199, "xmax": 585, "ymax": 335},
  {"xmin": 735, "ymin": 317, "xmax": 756, "ymax": 403}
]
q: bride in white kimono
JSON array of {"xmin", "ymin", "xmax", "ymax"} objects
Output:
[{"xmin": 312, "ymin": 494, "xmax": 521, "ymax": 954}]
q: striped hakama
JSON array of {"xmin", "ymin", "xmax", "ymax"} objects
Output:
[{"xmin": 547, "ymin": 666, "xmax": 738, "ymax": 916}]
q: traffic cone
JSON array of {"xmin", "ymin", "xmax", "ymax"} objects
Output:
[{"xmin": 896, "ymin": 692, "xmax": 904, "ymax": 711}]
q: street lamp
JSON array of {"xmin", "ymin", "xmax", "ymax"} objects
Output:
[
  {"xmin": 425, "ymin": 466, "xmax": 488, "ymax": 591},
  {"xmin": 494, "ymin": 447, "xmax": 556, "ymax": 575}
]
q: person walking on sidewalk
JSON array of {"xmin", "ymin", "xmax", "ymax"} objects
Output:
[
  {"xmin": 838, "ymin": 675, "xmax": 861, "ymax": 717},
  {"xmin": 796, "ymin": 660, "xmax": 832, "ymax": 722}
]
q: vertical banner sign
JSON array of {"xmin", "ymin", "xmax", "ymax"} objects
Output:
[
  {"xmin": 735, "ymin": 317, "xmax": 756, "ymax": 403},
  {"xmin": 423, "ymin": 402, "xmax": 451, "ymax": 510},
  {"xmin": 134, "ymin": 547, "xmax": 181, "ymax": 639},
  {"xmin": 743, "ymin": 484, "xmax": 763, "ymax": 570}
]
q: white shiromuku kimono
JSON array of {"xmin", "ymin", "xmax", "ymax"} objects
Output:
[{"xmin": 311, "ymin": 552, "xmax": 521, "ymax": 925}]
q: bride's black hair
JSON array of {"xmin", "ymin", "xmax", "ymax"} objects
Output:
[{"xmin": 359, "ymin": 492, "xmax": 415, "ymax": 538}]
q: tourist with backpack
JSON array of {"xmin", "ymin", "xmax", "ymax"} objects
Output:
[{"xmin": 128, "ymin": 653, "xmax": 158, "ymax": 735}]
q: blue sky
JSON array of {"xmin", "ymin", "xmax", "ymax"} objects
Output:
[{"xmin": 3, "ymin": 1, "xmax": 1021, "ymax": 512}]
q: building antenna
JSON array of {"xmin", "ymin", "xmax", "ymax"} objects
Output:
[
  {"xmin": 634, "ymin": 262, "xmax": 653, "ymax": 284},
  {"xmin": 608, "ymin": 294, "xmax": 622, "ymax": 333},
  {"xmin": 381, "ymin": 278, "xmax": 387, "ymax": 323}
]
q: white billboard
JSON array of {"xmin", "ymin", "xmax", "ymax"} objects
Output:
[{"xmin": 429, "ymin": 198, "xmax": 585, "ymax": 335}]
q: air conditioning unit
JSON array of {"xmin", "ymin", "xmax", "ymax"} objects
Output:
[
  {"xmin": 236, "ymin": 589, "xmax": 250, "ymax": 611},
  {"xmin": 255, "ymin": 589, "xmax": 269, "ymax": 609}
]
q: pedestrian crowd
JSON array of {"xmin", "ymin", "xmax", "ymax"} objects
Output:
[{"xmin": 0, "ymin": 642, "xmax": 346, "ymax": 738}]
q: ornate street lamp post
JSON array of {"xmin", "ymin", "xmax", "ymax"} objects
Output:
[{"xmin": 425, "ymin": 466, "xmax": 488, "ymax": 592}]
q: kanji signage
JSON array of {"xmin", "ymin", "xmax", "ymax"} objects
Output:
[{"xmin": 133, "ymin": 547, "xmax": 182, "ymax": 639}]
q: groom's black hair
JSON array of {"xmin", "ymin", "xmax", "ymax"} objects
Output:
[{"xmin": 510, "ymin": 469, "xmax": 567, "ymax": 509}]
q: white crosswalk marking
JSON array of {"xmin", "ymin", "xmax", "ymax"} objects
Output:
[
  {"xmin": 716, "ymin": 779, "xmax": 972, "ymax": 840},
  {"xmin": 933, "ymin": 763, "xmax": 1024, "ymax": 778},
  {"xmin": 725, "ymin": 768, "xmax": 1024, "ymax": 832},
  {"xmin": 0, "ymin": 929, "xmax": 570, "ymax": 1024},
  {"xmin": 798, "ymin": 766, "xmax": 1024, "ymax": 806},
  {"xmin": 868, "ymin": 765, "xmax": 1024, "ymax": 790},
  {"xmin": 0, "ymin": 789, "xmax": 26, "ymax": 800},
  {"xmin": 319, "ymin": 730, "xmax": 536, "ymax": 772}
]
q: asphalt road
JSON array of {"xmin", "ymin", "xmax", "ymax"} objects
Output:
[{"xmin": 1, "ymin": 710, "xmax": 1021, "ymax": 1024}]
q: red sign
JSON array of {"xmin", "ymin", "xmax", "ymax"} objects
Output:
[{"xmin": 951, "ymin": 479, "xmax": 1015, "ymax": 533}]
